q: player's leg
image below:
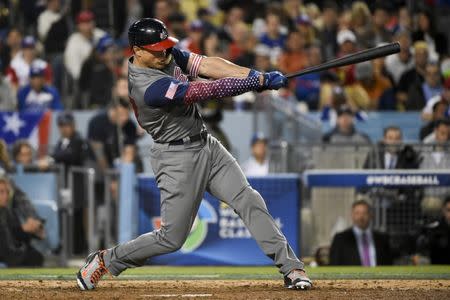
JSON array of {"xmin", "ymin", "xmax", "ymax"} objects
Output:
[
  {"xmin": 206, "ymin": 136, "xmax": 311, "ymax": 289},
  {"xmin": 77, "ymin": 141, "xmax": 209, "ymax": 290}
]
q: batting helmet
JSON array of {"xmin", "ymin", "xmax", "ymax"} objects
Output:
[{"xmin": 128, "ymin": 18, "xmax": 179, "ymax": 51}]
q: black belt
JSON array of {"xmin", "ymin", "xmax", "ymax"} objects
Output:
[{"xmin": 158, "ymin": 131, "xmax": 208, "ymax": 146}]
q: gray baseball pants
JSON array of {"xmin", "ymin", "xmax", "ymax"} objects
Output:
[{"xmin": 103, "ymin": 135, "xmax": 303, "ymax": 276}]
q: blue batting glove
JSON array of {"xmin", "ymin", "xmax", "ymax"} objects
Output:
[{"xmin": 262, "ymin": 71, "xmax": 288, "ymax": 90}]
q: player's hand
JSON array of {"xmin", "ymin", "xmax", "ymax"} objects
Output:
[{"xmin": 262, "ymin": 71, "xmax": 288, "ymax": 90}]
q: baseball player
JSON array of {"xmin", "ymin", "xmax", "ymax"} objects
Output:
[{"xmin": 77, "ymin": 18, "xmax": 312, "ymax": 291}]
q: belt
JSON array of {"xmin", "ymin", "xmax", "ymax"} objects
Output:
[{"xmin": 158, "ymin": 131, "xmax": 208, "ymax": 146}]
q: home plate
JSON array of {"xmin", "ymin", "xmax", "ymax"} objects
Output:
[{"xmin": 141, "ymin": 294, "xmax": 212, "ymax": 298}]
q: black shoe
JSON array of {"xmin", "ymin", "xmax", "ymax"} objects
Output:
[{"xmin": 284, "ymin": 269, "xmax": 312, "ymax": 290}]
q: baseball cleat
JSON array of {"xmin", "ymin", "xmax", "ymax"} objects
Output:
[
  {"xmin": 284, "ymin": 269, "xmax": 313, "ymax": 290},
  {"xmin": 76, "ymin": 250, "xmax": 109, "ymax": 291}
]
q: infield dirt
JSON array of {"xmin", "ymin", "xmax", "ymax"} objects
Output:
[{"xmin": 0, "ymin": 279, "xmax": 449, "ymax": 299}]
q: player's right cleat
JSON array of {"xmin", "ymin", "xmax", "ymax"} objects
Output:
[
  {"xmin": 76, "ymin": 250, "xmax": 109, "ymax": 291},
  {"xmin": 284, "ymin": 269, "xmax": 313, "ymax": 290}
]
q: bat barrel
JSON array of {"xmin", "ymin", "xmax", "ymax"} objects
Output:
[{"xmin": 286, "ymin": 42, "xmax": 400, "ymax": 79}]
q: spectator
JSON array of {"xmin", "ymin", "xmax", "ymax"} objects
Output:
[
  {"xmin": 278, "ymin": 30, "xmax": 307, "ymax": 75},
  {"xmin": 393, "ymin": 6, "xmax": 413, "ymax": 33},
  {"xmin": 293, "ymin": 44, "xmax": 322, "ymax": 110},
  {"xmin": 348, "ymin": 61, "xmax": 392, "ymax": 110},
  {"xmin": 37, "ymin": 0, "xmax": 69, "ymax": 93},
  {"xmin": 17, "ymin": 64, "xmax": 63, "ymax": 112},
  {"xmin": 0, "ymin": 67, "xmax": 16, "ymax": 111},
  {"xmin": 407, "ymin": 62, "xmax": 443, "ymax": 110},
  {"xmin": 369, "ymin": 3, "xmax": 392, "ymax": 47},
  {"xmin": 253, "ymin": 44, "xmax": 274, "ymax": 73},
  {"xmin": 37, "ymin": 0, "xmax": 64, "ymax": 43},
  {"xmin": 219, "ymin": 6, "xmax": 244, "ymax": 43},
  {"xmin": 423, "ymin": 118, "xmax": 450, "ymax": 145},
  {"xmin": 421, "ymin": 120, "xmax": 450, "ymax": 220},
  {"xmin": 385, "ymin": 30, "xmax": 414, "ymax": 85},
  {"xmin": 295, "ymin": 15, "xmax": 316, "ymax": 47},
  {"xmin": 318, "ymin": 1, "xmax": 339, "ymax": 61},
  {"xmin": 52, "ymin": 111, "xmax": 89, "ymax": 254},
  {"xmin": 234, "ymin": 34, "xmax": 258, "ymax": 69},
  {"xmin": 420, "ymin": 100, "xmax": 449, "ymax": 140},
  {"xmin": 320, "ymin": 83, "xmax": 363, "ymax": 126},
  {"xmin": 0, "ymin": 176, "xmax": 44, "ymax": 267},
  {"xmin": 322, "ymin": 105, "xmax": 371, "ymax": 144},
  {"xmin": 282, "ymin": 0, "xmax": 305, "ymax": 29},
  {"xmin": 259, "ymin": 12, "xmax": 286, "ymax": 63},
  {"xmin": 200, "ymin": 30, "xmax": 229, "ymax": 61},
  {"xmin": 119, "ymin": 0, "xmax": 143, "ymax": 42},
  {"xmin": 241, "ymin": 133, "xmax": 269, "ymax": 176},
  {"xmin": 364, "ymin": 126, "xmax": 421, "ymax": 170},
  {"xmin": 362, "ymin": 126, "xmax": 421, "ymax": 241},
  {"xmin": 0, "ymin": 28, "xmax": 22, "ymax": 74},
  {"xmin": 11, "ymin": 140, "xmax": 53, "ymax": 171},
  {"xmin": 179, "ymin": 20, "xmax": 204, "ymax": 54},
  {"xmin": 0, "ymin": 139, "xmax": 12, "ymax": 174},
  {"xmin": 329, "ymin": 200, "xmax": 393, "ymax": 266},
  {"xmin": 412, "ymin": 9, "xmax": 447, "ymax": 58},
  {"xmin": 196, "ymin": 8, "xmax": 216, "ymax": 34},
  {"xmin": 52, "ymin": 111, "xmax": 89, "ymax": 171},
  {"xmin": 64, "ymin": 10, "xmax": 105, "ymax": 81},
  {"xmin": 305, "ymin": 2, "xmax": 322, "ymax": 30},
  {"xmin": 79, "ymin": 35, "xmax": 116, "ymax": 108},
  {"xmin": 167, "ymin": 12, "xmax": 188, "ymax": 40},
  {"xmin": 8, "ymin": 36, "xmax": 53, "ymax": 88},
  {"xmin": 397, "ymin": 41, "xmax": 429, "ymax": 110},
  {"xmin": 228, "ymin": 21, "xmax": 249, "ymax": 62},
  {"xmin": 416, "ymin": 196, "xmax": 450, "ymax": 264},
  {"xmin": 350, "ymin": 1, "xmax": 373, "ymax": 49},
  {"xmin": 154, "ymin": 0, "xmax": 172, "ymax": 24},
  {"xmin": 335, "ymin": 29, "xmax": 358, "ymax": 85},
  {"xmin": 87, "ymin": 98, "xmax": 139, "ymax": 172},
  {"xmin": 421, "ymin": 77, "xmax": 450, "ymax": 122}
]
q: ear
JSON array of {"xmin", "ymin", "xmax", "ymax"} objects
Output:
[{"xmin": 132, "ymin": 46, "xmax": 140, "ymax": 56}]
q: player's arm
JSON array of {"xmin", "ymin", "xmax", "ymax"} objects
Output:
[
  {"xmin": 196, "ymin": 56, "xmax": 250, "ymax": 79},
  {"xmin": 144, "ymin": 72, "xmax": 286, "ymax": 107},
  {"xmin": 172, "ymin": 47, "xmax": 252, "ymax": 79}
]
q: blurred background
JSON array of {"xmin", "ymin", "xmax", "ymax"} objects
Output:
[{"xmin": 0, "ymin": 0, "xmax": 449, "ymax": 269}]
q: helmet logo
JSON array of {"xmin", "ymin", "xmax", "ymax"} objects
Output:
[{"xmin": 160, "ymin": 31, "xmax": 168, "ymax": 40}]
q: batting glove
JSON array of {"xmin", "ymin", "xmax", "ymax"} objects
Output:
[{"xmin": 262, "ymin": 71, "xmax": 288, "ymax": 90}]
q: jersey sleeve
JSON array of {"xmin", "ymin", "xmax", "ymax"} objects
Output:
[
  {"xmin": 172, "ymin": 47, "xmax": 203, "ymax": 78},
  {"xmin": 144, "ymin": 75, "xmax": 261, "ymax": 107},
  {"xmin": 144, "ymin": 77, "xmax": 189, "ymax": 107}
]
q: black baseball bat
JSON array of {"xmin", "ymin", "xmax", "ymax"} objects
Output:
[{"xmin": 286, "ymin": 42, "xmax": 400, "ymax": 79}]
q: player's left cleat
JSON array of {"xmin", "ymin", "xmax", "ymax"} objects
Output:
[
  {"xmin": 284, "ymin": 269, "xmax": 313, "ymax": 290},
  {"xmin": 76, "ymin": 250, "xmax": 109, "ymax": 291}
]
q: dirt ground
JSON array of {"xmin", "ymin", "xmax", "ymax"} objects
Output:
[{"xmin": 0, "ymin": 280, "xmax": 449, "ymax": 300}]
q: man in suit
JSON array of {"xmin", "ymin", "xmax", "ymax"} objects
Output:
[
  {"xmin": 362, "ymin": 126, "xmax": 421, "ymax": 255},
  {"xmin": 363, "ymin": 126, "xmax": 421, "ymax": 170},
  {"xmin": 329, "ymin": 200, "xmax": 393, "ymax": 266}
]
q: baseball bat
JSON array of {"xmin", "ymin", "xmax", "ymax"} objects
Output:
[{"xmin": 286, "ymin": 42, "xmax": 400, "ymax": 79}]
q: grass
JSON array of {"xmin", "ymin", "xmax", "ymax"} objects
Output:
[{"xmin": 0, "ymin": 266, "xmax": 449, "ymax": 280}]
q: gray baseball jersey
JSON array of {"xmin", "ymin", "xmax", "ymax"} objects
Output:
[{"xmin": 127, "ymin": 48, "xmax": 205, "ymax": 142}]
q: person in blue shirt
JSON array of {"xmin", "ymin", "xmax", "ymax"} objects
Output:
[
  {"xmin": 259, "ymin": 12, "xmax": 287, "ymax": 60},
  {"xmin": 17, "ymin": 65, "xmax": 63, "ymax": 112}
]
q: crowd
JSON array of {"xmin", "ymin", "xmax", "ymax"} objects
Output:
[
  {"xmin": 1, "ymin": 0, "xmax": 450, "ymax": 266},
  {"xmin": 0, "ymin": 1, "xmax": 448, "ymax": 112}
]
